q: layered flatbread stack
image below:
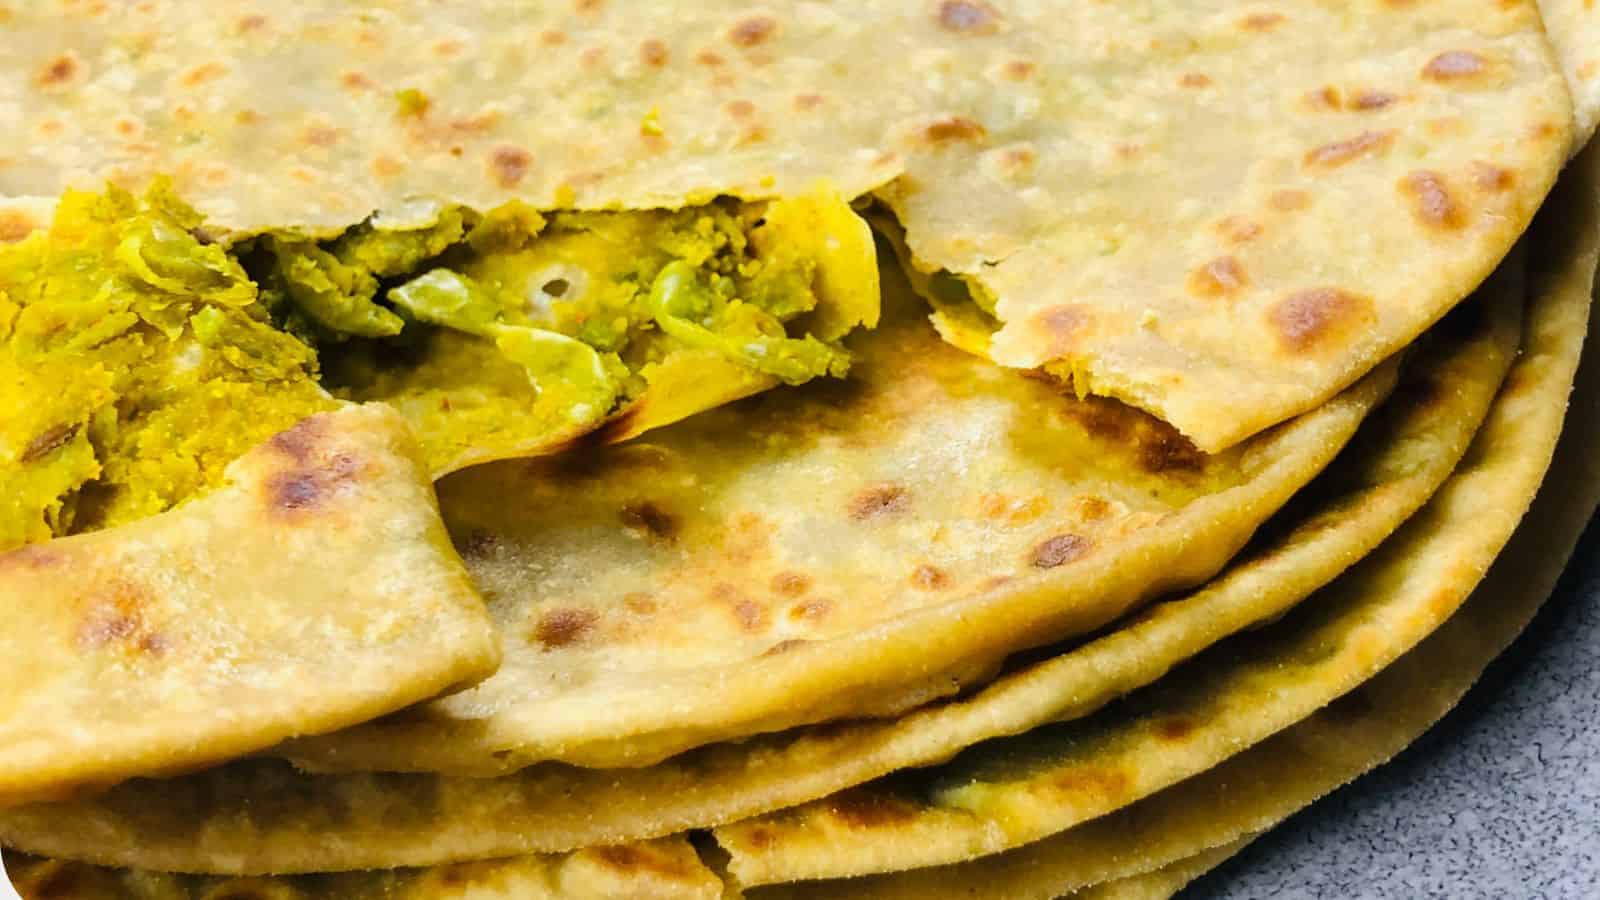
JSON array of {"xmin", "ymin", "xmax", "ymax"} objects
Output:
[{"xmin": 1, "ymin": 2, "xmax": 1597, "ymax": 898}]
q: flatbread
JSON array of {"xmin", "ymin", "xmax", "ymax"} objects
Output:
[
  {"xmin": 1540, "ymin": 0, "xmax": 1600, "ymax": 148},
  {"xmin": 0, "ymin": 1, "xmax": 1570, "ymax": 449},
  {"xmin": 0, "ymin": 255, "xmax": 1522, "ymax": 874},
  {"xmin": 717, "ymin": 139, "xmax": 1599, "ymax": 893},
  {"xmin": 0, "ymin": 404, "xmax": 499, "ymax": 808},
  {"xmin": 278, "ymin": 262, "xmax": 1387, "ymax": 776},
  {"xmin": 2, "ymin": 838, "xmax": 723, "ymax": 900}
]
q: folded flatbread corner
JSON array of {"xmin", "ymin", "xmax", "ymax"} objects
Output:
[{"xmin": 0, "ymin": 403, "xmax": 499, "ymax": 809}]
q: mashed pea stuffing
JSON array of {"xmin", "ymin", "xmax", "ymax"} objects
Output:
[{"xmin": 0, "ymin": 183, "xmax": 878, "ymax": 550}]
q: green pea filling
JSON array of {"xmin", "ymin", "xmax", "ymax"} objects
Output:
[{"xmin": 0, "ymin": 182, "xmax": 878, "ymax": 550}]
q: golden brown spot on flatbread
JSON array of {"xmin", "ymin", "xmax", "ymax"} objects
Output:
[
  {"xmin": 794, "ymin": 92, "xmax": 825, "ymax": 111},
  {"xmin": 1241, "ymin": 12, "xmax": 1286, "ymax": 30},
  {"xmin": 1424, "ymin": 50, "xmax": 1487, "ymax": 82},
  {"xmin": 738, "ymin": 124, "xmax": 770, "ymax": 146},
  {"xmin": 1049, "ymin": 767, "xmax": 1131, "ymax": 800},
  {"xmin": 1470, "ymin": 161, "xmax": 1515, "ymax": 192},
  {"xmin": 911, "ymin": 564, "xmax": 950, "ymax": 590},
  {"xmin": 924, "ymin": 116, "xmax": 988, "ymax": 144},
  {"xmin": 578, "ymin": 45, "xmax": 607, "ymax": 68},
  {"xmin": 1187, "ymin": 255, "xmax": 1248, "ymax": 299},
  {"xmin": 535, "ymin": 607, "xmax": 598, "ymax": 648},
  {"xmin": 725, "ymin": 99, "xmax": 757, "ymax": 119},
  {"xmin": 827, "ymin": 789, "xmax": 919, "ymax": 828},
  {"xmin": 19, "ymin": 422, "xmax": 81, "ymax": 463},
  {"xmin": 986, "ymin": 143, "xmax": 1036, "ymax": 180},
  {"xmin": 488, "ymin": 145, "xmax": 533, "ymax": 188},
  {"xmin": 266, "ymin": 452, "xmax": 363, "ymax": 515},
  {"xmin": 179, "ymin": 61, "xmax": 228, "ymax": 87},
  {"xmin": 1270, "ymin": 189, "xmax": 1312, "ymax": 212},
  {"xmin": 449, "ymin": 110, "xmax": 503, "ymax": 135},
  {"xmin": 371, "ymin": 155, "xmax": 404, "ymax": 178},
  {"xmin": 574, "ymin": 0, "xmax": 604, "ymax": 13},
  {"xmin": 540, "ymin": 29, "xmax": 567, "ymax": 46},
  {"xmin": 639, "ymin": 38, "xmax": 669, "ymax": 67},
  {"xmin": 113, "ymin": 116, "xmax": 143, "ymax": 138},
  {"xmin": 1353, "ymin": 90, "xmax": 1397, "ymax": 110},
  {"xmin": 1180, "ymin": 72, "xmax": 1212, "ymax": 88},
  {"xmin": 695, "ymin": 48, "xmax": 726, "ymax": 68},
  {"xmin": 978, "ymin": 493, "xmax": 1049, "ymax": 524},
  {"xmin": 620, "ymin": 500, "xmax": 677, "ymax": 542},
  {"xmin": 1001, "ymin": 59, "xmax": 1037, "ymax": 81},
  {"xmin": 593, "ymin": 844, "xmax": 693, "ymax": 879},
  {"xmin": 771, "ymin": 571, "xmax": 812, "ymax": 597},
  {"xmin": 0, "ymin": 208, "xmax": 40, "ymax": 240},
  {"xmin": 261, "ymin": 418, "xmax": 371, "ymax": 517},
  {"xmin": 1268, "ymin": 288, "xmax": 1376, "ymax": 354},
  {"xmin": 1305, "ymin": 86, "xmax": 1342, "ymax": 111},
  {"xmin": 267, "ymin": 416, "xmax": 326, "ymax": 465},
  {"xmin": 1400, "ymin": 170, "xmax": 1466, "ymax": 230},
  {"xmin": 790, "ymin": 597, "xmax": 832, "ymax": 622},
  {"xmin": 36, "ymin": 52, "xmax": 81, "ymax": 88},
  {"xmin": 733, "ymin": 597, "xmax": 768, "ymax": 631},
  {"xmin": 1075, "ymin": 495, "xmax": 1112, "ymax": 521},
  {"xmin": 1304, "ymin": 130, "xmax": 1395, "ymax": 168},
  {"xmin": 1031, "ymin": 533, "xmax": 1091, "ymax": 569},
  {"xmin": 728, "ymin": 14, "xmax": 779, "ymax": 47},
  {"xmin": 301, "ymin": 124, "xmax": 339, "ymax": 147},
  {"xmin": 1035, "ymin": 304, "xmax": 1089, "ymax": 356},
  {"xmin": 77, "ymin": 581, "xmax": 168, "ymax": 656},
  {"xmin": 938, "ymin": 0, "xmax": 1002, "ymax": 34},
  {"xmin": 850, "ymin": 483, "xmax": 910, "ymax": 520},
  {"xmin": 236, "ymin": 14, "xmax": 268, "ymax": 33},
  {"xmin": 1216, "ymin": 215, "xmax": 1263, "ymax": 244}
]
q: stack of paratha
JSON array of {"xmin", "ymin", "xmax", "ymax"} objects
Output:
[{"xmin": 2, "ymin": 2, "xmax": 1597, "ymax": 897}]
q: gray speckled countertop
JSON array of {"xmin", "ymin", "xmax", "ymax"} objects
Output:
[{"xmin": 1186, "ymin": 516, "xmax": 1600, "ymax": 900}]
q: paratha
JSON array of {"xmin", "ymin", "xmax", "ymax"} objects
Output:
[
  {"xmin": 0, "ymin": 0, "xmax": 1571, "ymax": 450},
  {"xmin": 714, "ymin": 139, "xmax": 1598, "ymax": 892},
  {"xmin": 0, "ymin": 405, "xmax": 499, "ymax": 809}
]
